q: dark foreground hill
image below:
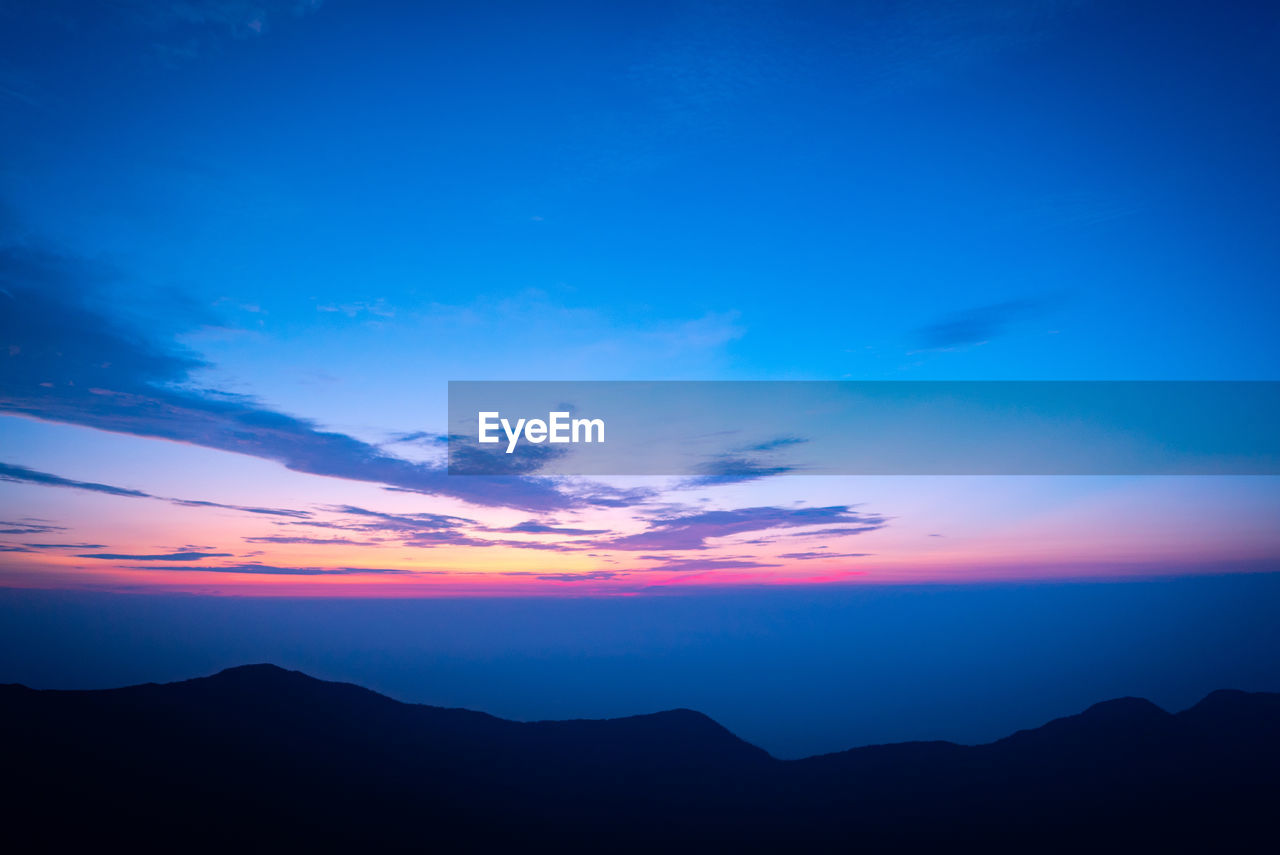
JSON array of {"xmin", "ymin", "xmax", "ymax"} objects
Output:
[{"xmin": 3, "ymin": 665, "xmax": 1278, "ymax": 851}]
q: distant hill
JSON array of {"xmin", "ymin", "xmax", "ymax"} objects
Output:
[{"xmin": 4, "ymin": 664, "xmax": 1278, "ymax": 851}]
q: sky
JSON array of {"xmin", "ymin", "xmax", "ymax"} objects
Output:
[{"xmin": 1, "ymin": 0, "xmax": 1279, "ymax": 752}]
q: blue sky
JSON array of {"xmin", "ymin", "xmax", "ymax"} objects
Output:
[
  {"xmin": 5, "ymin": 2, "xmax": 1278, "ymax": 411},
  {"xmin": 3, "ymin": 0, "xmax": 1278, "ymax": 579},
  {"xmin": 2, "ymin": 0, "xmax": 1279, "ymax": 751}
]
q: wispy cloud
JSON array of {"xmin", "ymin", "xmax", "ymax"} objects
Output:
[
  {"xmin": 681, "ymin": 457, "xmax": 797, "ymax": 487},
  {"xmin": 0, "ymin": 245, "xmax": 585, "ymax": 512},
  {"xmin": 167, "ymin": 499, "xmax": 312, "ymax": 518},
  {"xmin": 635, "ymin": 557, "xmax": 781, "ymax": 573},
  {"xmin": 287, "ymin": 505, "xmax": 598, "ymax": 553},
  {"xmin": 598, "ymin": 505, "xmax": 887, "ymax": 551},
  {"xmin": 0, "ymin": 461, "xmax": 150, "ymax": 498},
  {"xmin": 499, "ymin": 521, "xmax": 609, "ymax": 536},
  {"xmin": 0, "ymin": 519, "xmax": 67, "ymax": 535},
  {"xmin": 242, "ymin": 535, "xmax": 372, "ymax": 546},
  {"xmin": 77, "ymin": 551, "xmax": 232, "ymax": 561},
  {"xmin": 0, "ymin": 461, "xmax": 313, "ymax": 519},
  {"xmin": 676, "ymin": 435, "xmax": 810, "ymax": 487},
  {"xmin": 322, "ymin": 505, "xmax": 474, "ymax": 534},
  {"xmin": 744, "ymin": 436, "xmax": 808, "ymax": 452},
  {"xmin": 500, "ymin": 569, "xmax": 622, "ymax": 582},
  {"xmin": 119, "ymin": 562, "xmax": 411, "ymax": 576},
  {"xmin": 914, "ymin": 297, "xmax": 1050, "ymax": 351},
  {"xmin": 316, "ymin": 298, "xmax": 395, "ymax": 319}
]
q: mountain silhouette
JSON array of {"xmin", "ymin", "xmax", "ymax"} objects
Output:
[{"xmin": 4, "ymin": 665, "xmax": 1278, "ymax": 851}]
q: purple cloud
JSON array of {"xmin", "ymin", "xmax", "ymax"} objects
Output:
[
  {"xmin": 501, "ymin": 520, "xmax": 609, "ymax": 535},
  {"xmin": 500, "ymin": 570, "xmax": 622, "ymax": 582},
  {"xmin": 635, "ymin": 557, "xmax": 782, "ymax": 573},
  {"xmin": 599, "ymin": 505, "xmax": 887, "ymax": 551},
  {"xmin": 0, "ymin": 247, "xmax": 585, "ymax": 512},
  {"xmin": 0, "ymin": 519, "xmax": 66, "ymax": 535},
  {"xmin": 0, "ymin": 461, "xmax": 149, "ymax": 498},
  {"xmin": 0, "ymin": 461, "xmax": 314, "ymax": 519},
  {"xmin": 119, "ymin": 563, "xmax": 412, "ymax": 575},
  {"xmin": 77, "ymin": 551, "xmax": 233, "ymax": 561},
  {"xmin": 242, "ymin": 535, "xmax": 373, "ymax": 546}
]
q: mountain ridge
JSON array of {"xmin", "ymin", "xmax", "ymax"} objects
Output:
[
  {"xmin": 5, "ymin": 664, "xmax": 1279, "ymax": 851},
  {"xmin": 13, "ymin": 661, "xmax": 1270, "ymax": 758}
]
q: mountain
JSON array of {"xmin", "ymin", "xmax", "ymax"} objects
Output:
[{"xmin": 3, "ymin": 665, "xmax": 1278, "ymax": 851}]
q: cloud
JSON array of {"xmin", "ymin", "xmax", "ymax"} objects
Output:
[
  {"xmin": 0, "ymin": 461, "xmax": 313, "ymax": 519},
  {"xmin": 0, "ymin": 461, "xmax": 150, "ymax": 498},
  {"xmin": 316, "ymin": 298, "xmax": 395, "ymax": 319},
  {"xmin": 501, "ymin": 521, "xmax": 608, "ymax": 536},
  {"xmin": 496, "ymin": 540, "xmax": 583, "ymax": 552},
  {"xmin": 323, "ymin": 505, "xmax": 474, "ymax": 533},
  {"xmin": 560, "ymin": 483, "xmax": 661, "ymax": 509},
  {"xmin": 77, "ymin": 551, "xmax": 232, "ymax": 561},
  {"xmin": 787, "ymin": 526, "xmax": 890, "ymax": 539},
  {"xmin": 599, "ymin": 505, "xmax": 887, "ymax": 551},
  {"xmin": 21, "ymin": 542, "xmax": 107, "ymax": 549},
  {"xmin": 635, "ymin": 557, "xmax": 781, "ymax": 573},
  {"xmin": 777, "ymin": 551, "xmax": 872, "ymax": 561},
  {"xmin": 914, "ymin": 298, "xmax": 1048, "ymax": 351},
  {"xmin": 745, "ymin": 436, "xmax": 807, "ymax": 452},
  {"xmin": 0, "ymin": 245, "xmax": 580, "ymax": 512},
  {"xmin": 447, "ymin": 436, "xmax": 572, "ymax": 476},
  {"xmin": 242, "ymin": 535, "xmax": 372, "ymax": 546},
  {"xmin": 537, "ymin": 571, "xmax": 618, "ymax": 582},
  {"xmin": 0, "ymin": 519, "xmax": 66, "ymax": 535},
  {"xmin": 295, "ymin": 505, "xmax": 600, "ymax": 553},
  {"xmin": 383, "ymin": 431, "xmax": 446, "ymax": 446},
  {"xmin": 681, "ymin": 456, "xmax": 799, "ymax": 487},
  {"xmin": 678, "ymin": 435, "xmax": 809, "ymax": 487},
  {"xmin": 168, "ymin": 499, "xmax": 312, "ymax": 518},
  {"xmin": 500, "ymin": 570, "xmax": 622, "ymax": 582},
  {"xmin": 272, "ymin": 501, "xmax": 872, "ymax": 559},
  {"xmin": 118, "ymin": 562, "xmax": 410, "ymax": 575}
]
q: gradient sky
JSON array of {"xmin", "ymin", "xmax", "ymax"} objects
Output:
[{"xmin": 1, "ymin": 0, "xmax": 1279, "ymax": 751}]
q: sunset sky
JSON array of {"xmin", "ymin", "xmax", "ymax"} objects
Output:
[{"xmin": 3, "ymin": 0, "xmax": 1279, "ymax": 596}]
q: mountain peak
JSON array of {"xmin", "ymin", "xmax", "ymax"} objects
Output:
[
  {"xmin": 1178, "ymin": 688, "xmax": 1280, "ymax": 733},
  {"xmin": 1077, "ymin": 696, "xmax": 1170, "ymax": 722},
  {"xmin": 196, "ymin": 663, "xmax": 327, "ymax": 691},
  {"xmin": 647, "ymin": 707, "xmax": 715, "ymax": 723},
  {"xmin": 212, "ymin": 663, "xmax": 297, "ymax": 678}
]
